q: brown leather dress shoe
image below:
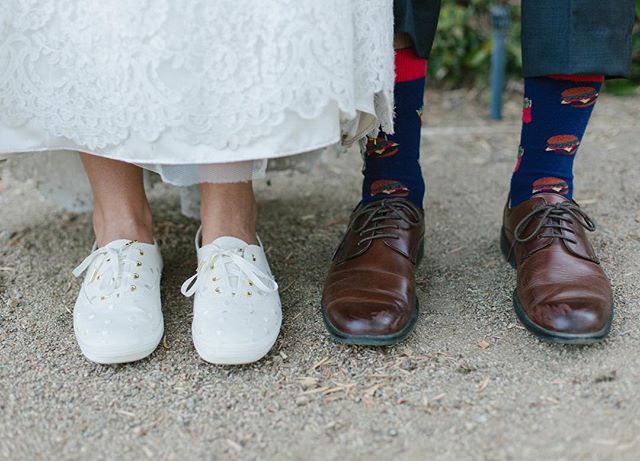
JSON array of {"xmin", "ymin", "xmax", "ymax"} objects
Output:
[
  {"xmin": 501, "ymin": 193, "xmax": 613, "ymax": 344},
  {"xmin": 322, "ymin": 199, "xmax": 424, "ymax": 345}
]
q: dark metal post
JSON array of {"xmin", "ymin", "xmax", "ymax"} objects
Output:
[{"xmin": 490, "ymin": 5, "xmax": 510, "ymax": 120}]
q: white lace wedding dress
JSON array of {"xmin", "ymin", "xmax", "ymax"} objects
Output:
[{"xmin": 0, "ymin": 0, "xmax": 394, "ymax": 214}]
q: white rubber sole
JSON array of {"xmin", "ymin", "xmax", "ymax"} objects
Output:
[
  {"xmin": 76, "ymin": 327, "xmax": 164, "ymax": 365},
  {"xmin": 192, "ymin": 330, "xmax": 279, "ymax": 365}
]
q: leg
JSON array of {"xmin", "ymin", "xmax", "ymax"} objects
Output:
[
  {"xmin": 509, "ymin": 75, "xmax": 603, "ymax": 207},
  {"xmin": 502, "ymin": 74, "xmax": 613, "ymax": 343},
  {"xmin": 520, "ymin": 0, "xmax": 635, "ymax": 78},
  {"xmin": 499, "ymin": 0, "xmax": 634, "ymax": 343},
  {"xmin": 199, "ymin": 181, "xmax": 258, "ymax": 245},
  {"xmin": 73, "ymin": 154, "xmax": 163, "ymax": 364},
  {"xmin": 322, "ymin": 32, "xmax": 428, "ymax": 346},
  {"xmin": 393, "ymin": 0, "xmax": 441, "ymax": 63},
  {"xmin": 361, "ymin": 34, "xmax": 426, "ymax": 207},
  {"xmin": 322, "ymin": 0, "xmax": 443, "ymax": 345},
  {"xmin": 80, "ymin": 153, "xmax": 153, "ymax": 246},
  {"xmin": 183, "ymin": 176, "xmax": 281, "ymax": 365},
  {"xmin": 393, "ymin": 32, "xmax": 413, "ymax": 49}
]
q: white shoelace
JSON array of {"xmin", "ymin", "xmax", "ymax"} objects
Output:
[
  {"xmin": 73, "ymin": 242, "xmax": 139, "ymax": 301},
  {"xmin": 180, "ymin": 246, "xmax": 278, "ymax": 297}
]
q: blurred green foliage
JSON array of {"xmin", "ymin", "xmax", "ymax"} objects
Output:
[
  {"xmin": 429, "ymin": 0, "xmax": 521, "ymax": 88},
  {"xmin": 428, "ymin": 0, "xmax": 640, "ymax": 94}
]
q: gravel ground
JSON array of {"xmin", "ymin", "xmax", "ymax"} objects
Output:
[{"xmin": 1, "ymin": 91, "xmax": 639, "ymax": 461}]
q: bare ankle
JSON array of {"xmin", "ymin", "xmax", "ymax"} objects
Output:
[
  {"xmin": 93, "ymin": 205, "xmax": 154, "ymax": 246},
  {"xmin": 200, "ymin": 182, "xmax": 258, "ymax": 245}
]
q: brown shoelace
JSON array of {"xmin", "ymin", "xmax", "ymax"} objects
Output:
[
  {"xmin": 514, "ymin": 202, "xmax": 596, "ymax": 245},
  {"xmin": 352, "ymin": 199, "xmax": 422, "ymax": 246}
]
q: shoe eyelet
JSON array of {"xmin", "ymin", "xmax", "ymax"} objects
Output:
[
  {"xmin": 215, "ymin": 287, "xmax": 221, "ymax": 293},
  {"xmin": 139, "ymin": 250, "xmax": 144, "ymax": 256},
  {"xmin": 210, "ymin": 265, "xmax": 215, "ymax": 270},
  {"xmin": 136, "ymin": 261, "xmax": 143, "ymax": 267},
  {"xmin": 212, "ymin": 277, "xmax": 218, "ymax": 282},
  {"xmin": 252, "ymin": 255, "xmax": 256, "ymax": 262},
  {"xmin": 134, "ymin": 273, "xmax": 140, "ymax": 279},
  {"xmin": 249, "ymin": 281, "xmax": 253, "ymax": 286},
  {"xmin": 247, "ymin": 291, "xmax": 252, "ymax": 297},
  {"xmin": 130, "ymin": 285, "xmax": 136, "ymax": 291}
]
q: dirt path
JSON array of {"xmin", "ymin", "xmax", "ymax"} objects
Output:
[{"xmin": 1, "ymin": 92, "xmax": 639, "ymax": 461}]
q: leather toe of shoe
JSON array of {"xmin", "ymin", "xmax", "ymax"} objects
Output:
[
  {"xmin": 325, "ymin": 300, "xmax": 410, "ymax": 337},
  {"xmin": 526, "ymin": 299, "xmax": 612, "ymax": 335}
]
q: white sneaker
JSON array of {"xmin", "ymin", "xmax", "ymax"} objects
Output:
[
  {"xmin": 181, "ymin": 228, "xmax": 282, "ymax": 365},
  {"xmin": 72, "ymin": 240, "xmax": 164, "ymax": 364}
]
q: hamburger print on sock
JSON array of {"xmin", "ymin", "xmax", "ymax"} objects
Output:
[
  {"xmin": 509, "ymin": 75, "xmax": 603, "ymax": 207},
  {"xmin": 361, "ymin": 48, "xmax": 426, "ymax": 207}
]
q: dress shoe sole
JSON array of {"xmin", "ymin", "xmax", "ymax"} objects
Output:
[
  {"xmin": 321, "ymin": 300, "xmax": 419, "ymax": 346},
  {"xmin": 501, "ymin": 227, "xmax": 612, "ymax": 344}
]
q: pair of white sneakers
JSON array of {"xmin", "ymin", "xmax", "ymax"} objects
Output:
[{"xmin": 72, "ymin": 228, "xmax": 282, "ymax": 365}]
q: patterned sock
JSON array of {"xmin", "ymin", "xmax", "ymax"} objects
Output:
[
  {"xmin": 361, "ymin": 48, "xmax": 426, "ymax": 207},
  {"xmin": 509, "ymin": 74, "xmax": 603, "ymax": 207}
]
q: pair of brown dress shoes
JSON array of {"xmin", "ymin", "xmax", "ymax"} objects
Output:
[{"xmin": 322, "ymin": 194, "xmax": 613, "ymax": 345}]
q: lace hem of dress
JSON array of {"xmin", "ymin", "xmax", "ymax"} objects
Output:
[{"xmin": 0, "ymin": 0, "xmax": 394, "ymax": 152}]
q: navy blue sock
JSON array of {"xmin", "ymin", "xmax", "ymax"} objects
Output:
[
  {"xmin": 361, "ymin": 48, "xmax": 426, "ymax": 208},
  {"xmin": 510, "ymin": 75, "xmax": 603, "ymax": 207}
]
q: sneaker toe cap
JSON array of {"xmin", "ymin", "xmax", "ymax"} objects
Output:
[
  {"xmin": 193, "ymin": 300, "xmax": 281, "ymax": 348},
  {"xmin": 74, "ymin": 305, "xmax": 162, "ymax": 352}
]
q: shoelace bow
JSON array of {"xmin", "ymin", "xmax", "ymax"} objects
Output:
[
  {"xmin": 73, "ymin": 242, "xmax": 141, "ymax": 300},
  {"xmin": 352, "ymin": 199, "xmax": 421, "ymax": 246},
  {"xmin": 514, "ymin": 202, "xmax": 596, "ymax": 245},
  {"xmin": 180, "ymin": 246, "xmax": 278, "ymax": 297}
]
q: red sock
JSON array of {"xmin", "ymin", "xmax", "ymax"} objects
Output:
[
  {"xmin": 394, "ymin": 47, "xmax": 427, "ymax": 83},
  {"xmin": 547, "ymin": 74, "xmax": 605, "ymax": 83}
]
